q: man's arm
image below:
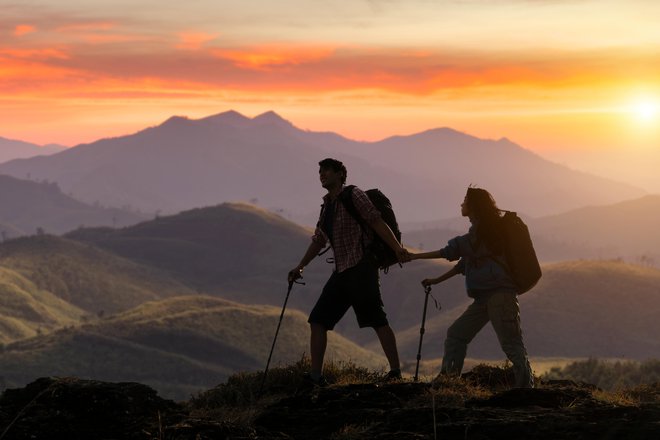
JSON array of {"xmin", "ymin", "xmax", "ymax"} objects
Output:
[
  {"xmin": 369, "ymin": 217, "xmax": 409, "ymax": 263},
  {"xmin": 288, "ymin": 240, "xmax": 325, "ymax": 283}
]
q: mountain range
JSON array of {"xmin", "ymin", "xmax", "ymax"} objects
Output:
[{"xmin": 0, "ymin": 110, "xmax": 646, "ymax": 225}]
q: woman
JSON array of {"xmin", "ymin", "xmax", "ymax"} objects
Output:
[{"xmin": 410, "ymin": 187, "xmax": 533, "ymax": 388}]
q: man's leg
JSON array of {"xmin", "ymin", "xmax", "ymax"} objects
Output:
[
  {"xmin": 307, "ymin": 271, "xmax": 350, "ymax": 380},
  {"xmin": 487, "ymin": 291, "xmax": 534, "ymax": 388},
  {"xmin": 374, "ymin": 325, "xmax": 400, "ymax": 371},
  {"xmin": 310, "ymin": 322, "xmax": 328, "ymax": 377},
  {"xmin": 441, "ymin": 299, "xmax": 489, "ymax": 375}
]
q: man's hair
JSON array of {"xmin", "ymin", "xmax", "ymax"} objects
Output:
[{"xmin": 319, "ymin": 158, "xmax": 347, "ymax": 184}]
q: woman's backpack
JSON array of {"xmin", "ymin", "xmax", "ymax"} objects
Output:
[{"xmin": 495, "ymin": 211, "xmax": 542, "ymax": 294}]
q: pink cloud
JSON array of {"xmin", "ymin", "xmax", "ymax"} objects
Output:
[{"xmin": 176, "ymin": 32, "xmax": 219, "ymax": 51}]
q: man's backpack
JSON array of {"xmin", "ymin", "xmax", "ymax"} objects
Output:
[
  {"xmin": 495, "ymin": 211, "xmax": 542, "ymax": 294},
  {"xmin": 339, "ymin": 185, "xmax": 402, "ymax": 271}
]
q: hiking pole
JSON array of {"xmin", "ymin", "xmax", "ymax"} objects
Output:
[
  {"xmin": 414, "ymin": 285, "xmax": 432, "ymax": 382},
  {"xmin": 259, "ymin": 279, "xmax": 303, "ymax": 396}
]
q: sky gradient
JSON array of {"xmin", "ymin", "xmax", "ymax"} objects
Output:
[{"xmin": 1, "ymin": 0, "xmax": 659, "ymax": 190}]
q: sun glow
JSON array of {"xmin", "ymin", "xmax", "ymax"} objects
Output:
[{"xmin": 630, "ymin": 99, "xmax": 658, "ymax": 123}]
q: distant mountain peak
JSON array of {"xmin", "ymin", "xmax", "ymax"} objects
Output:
[
  {"xmin": 254, "ymin": 111, "xmax": 293, "ymax": 127},
  {"xmin": 200, "ymin": 110, "xmax": 251, "ymax": 125},
  {"xmin": 383, "ymin": 126, "xmax": 471, "ymax": 143},
  {"xmin": 158, "ymin": 110, "xmax": 292, "ymax": 131},
  {"xmin": 160, "ymin": 115, "xmax": 190, "ymax": 127}
]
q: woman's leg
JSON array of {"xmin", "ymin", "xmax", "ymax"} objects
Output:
[
  {"xmin": 487, "ymin": 291, "xmax": 534, "ymax": 388},
  {"xmin": 441, "ymin": 299, "xmax": 489, "ymax": 375}
]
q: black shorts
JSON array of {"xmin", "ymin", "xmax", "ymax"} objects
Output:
[{"xmin": 308, "ymin": 260, "xmax": 389, "ymax": 330}]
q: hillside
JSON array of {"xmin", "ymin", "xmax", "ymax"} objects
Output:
[
  {"xmin": 394, "ymin": 260, "xmax": 660, "ymax": 362},
  {"xmin": 0, "ymin": 174, "xmax": 145, "ymax": 238},
  {"xmin": 0, "ymin": 296, "xmax": 385, "ymax": 400},
  {"xmin": 0, "ymin": 267, "xmax": 86, "ymax": 343},
  {"xmin": 65, "ymin": 203, "xmax": 334, "ymax": 303},
  {"xmin": 0, "ymin": 235, "xmax": 194, "ymax": 316},
  {"xmin": 0, "ymin": 110, "xmax": 644, "ymax": 224}
]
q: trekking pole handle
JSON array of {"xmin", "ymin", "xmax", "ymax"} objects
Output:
[{"xmin": 424, "ymin": 285, "xmax": 431, "ymax": 295}]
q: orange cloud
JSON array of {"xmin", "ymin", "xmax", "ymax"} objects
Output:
[
  {"xmin": 14, "ymin": 24, "xmax": 36, "ymax": 36},
  {"xmin": 211, "ymin": 45, "xmax": 335, "ymax": 70},
  {"xmin": 0, "ymin": 48, "xmax": 69, "ymax": 60}
]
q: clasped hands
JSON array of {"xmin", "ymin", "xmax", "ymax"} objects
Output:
[{"xmin": 396, "ymin": 246, "xmax": 413, "ymax": 264}]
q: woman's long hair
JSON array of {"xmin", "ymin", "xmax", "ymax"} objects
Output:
[{"xmin": 466, "ymin": 187, "xmax": 504, "ymax": 254}]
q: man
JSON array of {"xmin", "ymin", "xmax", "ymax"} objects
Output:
[{"xmin": 288, "ymin": 158, "xmax": 409, "ymax": 385}]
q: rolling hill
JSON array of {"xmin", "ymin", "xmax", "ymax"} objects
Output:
[
  {"xmin": 0, "ymin": 235, "xmax": 195, "ymax": 316},
  {"xmin": 0, "ymin": 174, "xmax": 146, "ymax": 238},
  {"xmin": 0, "ymin": 295, "xmax": 385, "ymax": 400},
  {"xmin": 65, "ymin": 202, "xmax": 334, "ymax": 303},
  {"xmin": 0, "ymin": 266, "xmax": 86, "ymax": 343},
  {"xmin": 0, "ymin": 110, "xmax": 644, "ymax": 224}
]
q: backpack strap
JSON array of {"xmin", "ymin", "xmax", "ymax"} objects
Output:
[
  {"xmin": 337, "ymin": 185, "xmax": 370, "ymax": 252},
  {"xmin": 316, "ymin": 202, "xmax": 335, "ymax": 261},
  {"xmin": 338, "ymin": 185, "xmax": 362, "ymax": 226}
]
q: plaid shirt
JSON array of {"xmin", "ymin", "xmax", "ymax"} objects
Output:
[{"xmin": 312, "ymin": 186, "xmax": 381, "ymax": 273}]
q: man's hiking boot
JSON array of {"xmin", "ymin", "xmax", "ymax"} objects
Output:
[
  {"xmin": 380, "ymin": 369, "xmax": 402, "ymax": 383},
  {"xmin": 302, "ymin": 372, "xmax": 329, "ymax": 388}
]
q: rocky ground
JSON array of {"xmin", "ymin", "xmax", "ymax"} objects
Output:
[{"xmin": 1, "ymin": 366, "xmax": 659, "ymax": 440}]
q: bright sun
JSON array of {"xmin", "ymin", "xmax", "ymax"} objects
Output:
[{"xmin": 631, "ymin": 100, "xmax": 658, "ymax": 122}]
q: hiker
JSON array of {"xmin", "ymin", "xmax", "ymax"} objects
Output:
[
  {"xmin": 288, "ymin": 158, "xmax": 409, "ymax": 385},
  {"xmin": 409, "ymin": 187, "xmax": 534, "ymax": 388}
]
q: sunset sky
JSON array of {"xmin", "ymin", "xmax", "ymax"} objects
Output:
[{"xmin": 1, "ymin": 0, "xmax": 659, "ymax": 190}]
